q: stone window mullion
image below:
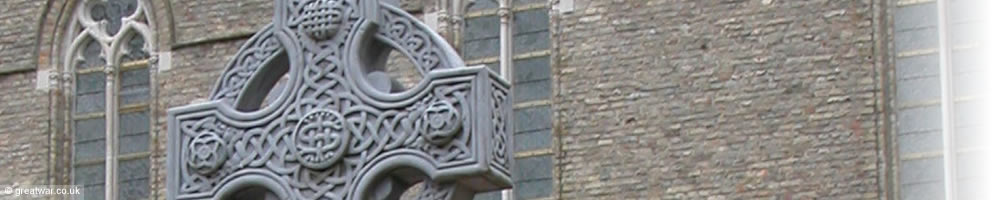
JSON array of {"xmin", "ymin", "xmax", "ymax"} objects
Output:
[{"xmin": 104, "ymin": 64, "xmax": 119, "ymax": 200}]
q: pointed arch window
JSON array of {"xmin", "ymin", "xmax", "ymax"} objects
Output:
[{"xmin": 66, "ymin": 0, "xmax": 155, "ymax": 199}]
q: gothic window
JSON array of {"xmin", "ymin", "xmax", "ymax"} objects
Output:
[
  {"xmin": 464, "ymin": 1, "xmax": 553, "ymax": 199},
  {"xmin": 67, "ymin": 0, "xmax": 154, "ymax": 199},
  {"xmin": 892, "ymin": 0, "xmax": 984, "ymax": 199}
]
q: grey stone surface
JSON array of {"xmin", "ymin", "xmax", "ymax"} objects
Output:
[{"xmin": 166, "ymin": 1, "xmax": 512, "ymax": 199}]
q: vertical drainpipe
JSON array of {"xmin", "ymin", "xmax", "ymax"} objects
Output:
[
  {"xmin": 936, "ymin": 0, "xmax": 956, "ymax": 199},
  {"xmin": 498, "ymin": 0, "xmax": 514, "ymax": 199},
  {"xmin": 499, "ymin": 0, "xmax": 513, "ymax": 81}
]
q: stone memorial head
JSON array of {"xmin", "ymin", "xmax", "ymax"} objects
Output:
[{"xmin": 166, "ymin": 0, "xmax": 513, "ymax": 199}]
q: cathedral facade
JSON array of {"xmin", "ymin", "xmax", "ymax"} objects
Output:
[{"xmin": 0, "ymin": 0, "xmax": 985, "ymax": 199}]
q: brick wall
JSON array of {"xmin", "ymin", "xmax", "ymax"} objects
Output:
[
  {"xmin": 553, "ymin": 0, "xmax": 883, "ymax": 198},
  {"xmin": 0, "ymin": 72, "xmax": 51, "ymax": 185},
  {"xmin": 0, "ymin": 0, "xmax": 45, "ymax": 73},
  {"xmin": 0, "ymin": 0, "xmax": 52, "ymax": 188},
  {"xmin": 167, "ymin": 0, "xmax": 273, "ymax": 46}
]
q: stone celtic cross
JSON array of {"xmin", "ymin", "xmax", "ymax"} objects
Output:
[{"xmin": 166, "ymin": 0, "xmax": 513, "ymax": 199}]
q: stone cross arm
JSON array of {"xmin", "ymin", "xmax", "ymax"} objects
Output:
[{"xmin": 166, "ymin": 1, "xmax": 513, "ymax": 199}]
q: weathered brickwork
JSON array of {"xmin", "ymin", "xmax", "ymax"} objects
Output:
[
  {"xmin": 168, "ymin": 0, "xmax": 273, "ymax": 45},
  {"xmin": 0, "ymin": 72, "xmax": 50, "ymax": 185},
  {"xmin": 0, "ymin": 0, "xmax": 45, "ymax": 72},
  {"xmin": 552, "ymin": 0, "xmax": 882, "ymax": 199},
  {"xmin": 0, "ymin": 0, "xmax": 900, "ymax": 199}
]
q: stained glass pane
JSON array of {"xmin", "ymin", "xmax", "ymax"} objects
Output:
[
  {"xmin": 117, "ymin": 158, "xmax": 150, "ymax": 199},
  {"xmin": 119, "ymin": 67, "xmax": 150, "ymax": 105},
  {"xmin": 514, "ymin": 178, "xmax": 552, "ymax": 199},
  {"xmin": 512, "ymin": 57, "xmax": 551, "ymax": 83},
  {"xmin": 90, "ymin": 0, "xmax": 139, "ymax": 35},
  {"xmin": 513, "ymin": 79, "xmax": 551, "ymax": 102},
  {"xmin": 76, "ymin": 72, "xmax": 105, "ymax": 94},
  {"xmin": 464, "ymin": 16, "xmax": 501, "ymax": 41},
  {"xmin": 513, "ymin": 9, "xmax": 548, "ymax": 34},
  {"xmin": 467, "ymin": 0, "xmax": 498, "ymax": 12},
  {"xmin": 513, "ymin": 156, "xmax": 553, "ymax": 181},
  {"xmin": 74, "ymin": 118, "xmax": 106, "ymax": 162},
  {"xmin": 121, "ymin": 34, "xmax": 150, "ymax": 62},
  {"xmin": 74, "ymin": 140, "xmax": 106, "ymax": 164},
  {"xmin": 74, "ymin": 118, "xmax": 105, "ymax": 143},
  {"xmin": 73, "ymin": 163, "xmax": 105, "ymax": 200},
  {"xmin": 119, "ymin": 111, "xmax": 150, "ymax": 154},
  {"xmin": 514, "ymin": 129, "xmax": 551, "ymax": 152},
  {"xmin": 76, "ymin": 93, "xmax": 106, "ymax": 114},
  {"xmin": 514, "ymin": 105, "xmax": 552, "ymax": 133},
  {"xmin": 78, "ymin": 39, "xmax": 106, "ymax": 69},
  {"xmin": 463, "ymin": 15, "xmax": 501, "ymax": 60},
  {"xmin": 76, "ymin": 72, "xmax": 106, "ymax": 114}
]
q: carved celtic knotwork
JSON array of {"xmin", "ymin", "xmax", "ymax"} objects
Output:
[
  {"xmin": 376, "ymin": 8, "xmax": 446, "ymax": 75},
  {"xmin": 490, "ymin": 81, "xmax": 512, "ymax": 172},
  {"xmin": 301, "ymin": 0, "xmax": 345, "ymax": 40},
  {"xmin": 294, "ymin": 109, "xmax": 350, "ymax": 169},
  {"xmin": 419, "ymin": 101, "xmax": 461, "ymax": 145},
  {"xmin": 187, "ymin": 131, "xmax": 228, "ymax": 175},
  {"xmin": 168, "ymin": 1, "xmax": 511, "ymax": 200},
  {"xmin": 210, "ymin": 28, "xmax": 283, "ymax": 104}
]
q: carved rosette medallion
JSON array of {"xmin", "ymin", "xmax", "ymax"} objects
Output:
[
  {"xmin": 293, "ymin": 109, "xmax": 350, "ymax": 169},
  {"xmin": 421, "ymin": 101, "xmax": 462, "ymax": 145},
  {"xmin": 187, "ymin": 132, "xmax": 228, "ymax": 175},
  {"xmin": 301, "ymin": 0, "xmax": 344, "ymax": 40}
]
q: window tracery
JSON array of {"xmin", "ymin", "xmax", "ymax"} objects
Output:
[{"xmin": 65, "ymin": 0, "xmax": 156, "ymax": 199}]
